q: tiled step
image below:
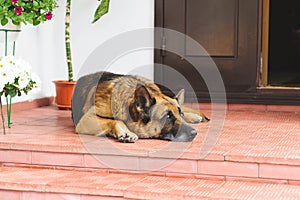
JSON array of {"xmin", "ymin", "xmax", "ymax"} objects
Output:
[
  {"xmin": 0, "ymin": 106, "xmax": 300, "ymax": 184},
  {"xmin": 1, "ymin": 166, "xmax": 300, "ymax": 199}
]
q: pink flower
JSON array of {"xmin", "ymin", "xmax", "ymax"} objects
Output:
[
  {"xmin": 11, "ymin": 0, "xmax": 18, "ymax": 3},
  {"xmin": 14, "ymin": 6, "xmax": 22, "ymax": 15},
  {"xmin": 45, "ymin": 12, "xmax": 53, "ymax": 20}
]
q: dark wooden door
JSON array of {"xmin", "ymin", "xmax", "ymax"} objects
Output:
[{"xmin": 155, "ymin": 0, "xmax": 260, "ymax": 102}]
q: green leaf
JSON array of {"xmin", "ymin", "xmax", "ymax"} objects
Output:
[
  {"xmin": 92, "ymin": 0, "xmax": 110, "ymax": 23},
  {"xmin": 33, "ymin": 1, "xmax": 39, "ymax": 9},
  {"xmin": 11, "ymin": 19, "xmax": 21, "ymax": 26},
  {"xmin": 8, "ymin": 89, "xmax": 17, "ymax": 98},
  {"xmin": 33, "ymin": 19, "xmax": 40, "ymax": 26},
  {"xmin": 1, "ymin": 18, "xmax": 8, "ymax": 26}
]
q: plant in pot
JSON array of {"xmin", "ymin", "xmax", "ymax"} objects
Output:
[
  {"xmin": 0, "ymin": 0, "xmax": 58, "ymax": 43},
  {"xmin": 0, "ymin": 56, "xmax": 41, "ymax": 133},
  {"xmin": 0, "ymin": 0, "xmax": 58, "ymax": 133},
  {"xmin": 53, "ymin": 0, "xmax": 110, "ymax": 109},
  {"xmin": 0, "ymin": 0, "xmax": 58, "ymax": 26}
]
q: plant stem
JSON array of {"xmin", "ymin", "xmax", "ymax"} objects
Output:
[
  {"xmin": 5, "ymin": 96, "xmax": 12, "ymax": 128},
  {"xmin": 65, "ymin": 0, "xmax": 73, "ymax": 82},
  {"xmin": 0, "ymin": 97, "xmax": 5, "ymax": 135}
]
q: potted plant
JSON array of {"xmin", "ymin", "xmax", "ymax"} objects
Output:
[
  {"xmin": 53, "ymin": 0, "xmax": 110, "ymax": 109},
  {"xmin": 0, "ymin": 0, "xmax": 58, "ymax": 42},
  {"xmin": 0, "ymin": 55, "xmax": 41, "ymax": 133},
  {"xmin": 0, "ymin": 0, "xmax": 58, "ymax": 26},
  {"xmin": 52, "ymin": 0, "xmax": 75, "ymax": 109},
  {"xmin": 0, "ymin": 0, "xmax": 58, "ymax": 133},
  {"xmin": 0, "ymin": 0, "xmax": 58, "ymax": 54}
]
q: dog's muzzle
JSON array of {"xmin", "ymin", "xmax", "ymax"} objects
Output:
[{"xmin": 160, "ymin": 124, "xmax": 197, "ymax": 142}]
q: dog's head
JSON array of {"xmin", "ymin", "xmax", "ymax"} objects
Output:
[{"xmin": 127, "ymin": 85, "xmax": 197, "ymax": 142}]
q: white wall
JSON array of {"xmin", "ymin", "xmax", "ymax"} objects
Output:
[{"xmin": 1, "ymin": 0, "xmax": 154, "ymax": 103}]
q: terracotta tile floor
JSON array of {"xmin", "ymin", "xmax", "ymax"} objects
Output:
[
  {"xmin": 0, "ymin": 105, "xmax": 300, "ymax": 199},
  {"xmin": 1, "ymin": 166, "xmax": 300, "ymax": 199},
  {"xmin": 1, "ymin": 106, "xmax": 300, "ymax": 165}
]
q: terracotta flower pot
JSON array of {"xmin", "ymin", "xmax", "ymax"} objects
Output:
[{"xmin": 53, "ymin": 80, "xmax": 76, "ymax": 110}]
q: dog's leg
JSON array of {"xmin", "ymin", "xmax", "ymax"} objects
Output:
[
  {"xmin": 181, "ymin": 106, "xmax": 210, "ymax": 123},
  {"xmin": 75, "ymin": 106, "xmax": 138, "ymax": 143},
  {"xmin": 108, "ymin": 120, "xmax": 139, "ymax": 143}
]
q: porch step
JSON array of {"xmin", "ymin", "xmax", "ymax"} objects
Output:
[
  {"xmin": 0, "ymin": 106, "xmax": 300, "ymax": 187},
  {"xmin": 1, "ymin": 165, "xmax": 300, "ymax": 199}
]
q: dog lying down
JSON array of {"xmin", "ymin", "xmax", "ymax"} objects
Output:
[{"xmin": 72, "ymin": 71, "xmax": 209, "ymax": 143}]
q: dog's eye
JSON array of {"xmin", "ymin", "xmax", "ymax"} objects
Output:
[
  {"xmin": 161, "ymin": 111, "xmax": 174, "ymax": 124},
  {"xmin": 166, "ymin": 111, "xmax": 174, "ymax": 120},
  {"xmin": 178, "ymin": 107, "xmax": 184, "ymax": 117}
]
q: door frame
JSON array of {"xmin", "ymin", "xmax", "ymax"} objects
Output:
[
  {"xmin": 261, "ymin": 0, "xmax": 269, "ymax": 87},
  {"xmin": 260, "ymin": 0, "xmax": 300, "ymax": 89}
]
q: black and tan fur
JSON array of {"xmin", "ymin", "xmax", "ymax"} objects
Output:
[{"xmin": 72, "ymin": 71, "xmax": 209, "ymax": 143}]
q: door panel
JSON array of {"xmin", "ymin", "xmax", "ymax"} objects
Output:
[
  {"xmin": 186, "ymin": 0, "xmax": 238, "ymax": 57},
  {"xmin": 155, "ymin": 0, "xmax": 260, "ymax": 101}
]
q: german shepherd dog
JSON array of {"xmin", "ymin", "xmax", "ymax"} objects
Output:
[{"xmin": 72, "ymin": 71, "xmax": 209, "ymax": 143}]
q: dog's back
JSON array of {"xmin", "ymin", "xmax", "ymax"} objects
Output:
[{"xmin": 72, "ymin": 71, "xmax": 122, "ymax": 125}]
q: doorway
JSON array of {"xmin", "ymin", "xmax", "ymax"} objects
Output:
[
  {"xmin": 155, "ymin": 0, "xmax": 259, "ymax": 102},
  {"xmin": 155, "ymin": 0, "xmax": 300, "ymax": 104},
  {"xmin": 267, "ymin": 0, "xmax": 300, "ymax": 86}
]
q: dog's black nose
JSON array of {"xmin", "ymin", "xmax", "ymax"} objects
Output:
[
  {"xmin": 170, "ymin": 125, "xmax": 198, "ymax": 142},
  {"xmin": 190, "ymin": 129, "xmax": 197, "ymax": 136}
]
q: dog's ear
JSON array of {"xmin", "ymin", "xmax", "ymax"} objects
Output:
[
  {"xmin": 134, "ymin": 84, "xmax": 156, "ymax": 113},
  {"xmin": 175, "ymin": 89, "xmax": 185, "ymax": 106},
  {"xmin": 131, "ymin": 84, "xmax": 156, "ymax": 124}
]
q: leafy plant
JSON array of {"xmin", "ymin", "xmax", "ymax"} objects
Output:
[
  {"xmin": 0, "ymin": 55, "xmax": 40, "ymax": 98},
  {"xmin": 0, "ymin": 55, "xmax": 40, "ymax": 129},
  {"xmin": 65, "ymin": 0, "xmax": 73, "ymax": 82},
  {"xmin": 0, "ymin": 0, "xmax": 58, "ymax": 26}
]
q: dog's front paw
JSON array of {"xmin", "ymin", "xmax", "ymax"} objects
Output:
[{"xmin": 118, "ymin": 132, "xmax": 138, "ymax": 143}]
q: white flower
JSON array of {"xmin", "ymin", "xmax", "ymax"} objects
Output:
[
  {"xmin": 0, "ymin": 80, "xmax": 5, "ymax": 92},
  {"xmin": 0, "ymin": 56, "xmax": 41, "ymax": 97},
  {"xmin": 0, "ymin": 56, "xmax": 16, "ymax": 85},
  {"xmin": 18, "ymin": 74, "xmax": 30, "ymax": 89}
]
